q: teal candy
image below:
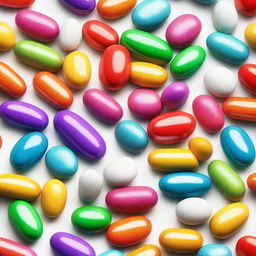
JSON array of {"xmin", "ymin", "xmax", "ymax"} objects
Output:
[
  {"xmin": 197, "ymin": 244, "xmax": 232, "ymax": 256},
  {"xmin": 115, "ymin": 120, "xmax": 148, "ymax": 154},
  {"xmin": 132, "ymin": 0, "xmax": 171, "ymax": 31},
  {"xmin": 221, "ymin": 125, "xmax": 255, "ymax": 168},
  {"xmin": 45, "ymin": 145, "xmax": 78, "ymax": 179},
  {"xmin": 99, "ymin": 250, "xmax": 124, "ymax": 256},
  {"xmin": 10, "ymin": 132, "xmax": 48, "ymax": 171},
  {"xmin": 206, "ymin": 32, "xmax": 249, "ymax": 65},
  {"xmin": 195, "ymin": 0, "xmax": 216, "ymax": 4}
]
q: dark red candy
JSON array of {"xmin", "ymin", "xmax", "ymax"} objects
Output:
[{"xmin": 235, "ymin": 0, "xmax": 256, "ymax": 16}]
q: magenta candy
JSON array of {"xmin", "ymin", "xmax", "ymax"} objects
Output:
[
  {"xmin": 193, "ymin": 95, "xmax": 225, "ymax": 133},
  {"xmin": 128, "ymin": 89, "xmax": 163, "ymax": 120},
  {"xmin": 165, "ymin": 14, "xmax": 202, "ymax": 49},
  {"xmin": 105, "ymin": 186, "xmax": 158, "ymax": 213}
]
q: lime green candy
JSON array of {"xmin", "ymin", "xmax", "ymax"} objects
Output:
[
  {"xmin": 208, "ymin": 160, "xmax": 245, "ymax": 201},
  {"xmin": 8, "ymin": 200, "xmax": 43, "ymax": 242},
  {"xmin": 71, "ymin": 206, "xmax": 112, "ymax": 233},
  {"xmin": 14, "ymin": 40, "xmax": 63, "ymax": 72},
  {"xmin": 120, "ymin": 29, "xmax": 173, "ymax": 65},
  {"xmin": 170, "ymin": 45, "xmax": 206, "ymax": 79}
]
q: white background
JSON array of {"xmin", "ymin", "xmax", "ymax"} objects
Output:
[{"xmin": 1, "ymin": 0, "xmax": 256, "ymax": 255}]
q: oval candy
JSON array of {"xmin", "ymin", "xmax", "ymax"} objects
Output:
[
  {"xmin": 0, "ymin": 0, "xmax": 35, "ymax": 8},
  {"xmin": 236, "ymin": 236, "xmax": 256, "ymax": 256},
  {"xmin": 0, "ymin": 22, "xmax": 16, "ymax": 52},
  {"xmin": 127, "ymin": 245, "xmax": 161, "ymax": 256},
  {"xmin": 198, "ymin": 244, "xmax": 232, "ymax": 256},
  {"xmin": 239, "ymin": 64, "xmax": 256, "ymax": 95},
  {"xmin": 235, "ymin": 0, "xmax": 256, "ymax": 16},
  {"xmin": 59, "ymin": 0, "xmax": 96, "ymax": 14},
  {"xmin": 99, "ymin": 250, "xmax": 124, "ymax": 256},
  {"xmin": 247, "ymin": 173, "xmax": 256, "ymax": 192}
]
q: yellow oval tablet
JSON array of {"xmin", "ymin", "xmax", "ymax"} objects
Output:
[
  {"xmin": 0, "ymin": 22, "xmax": 16, "ymax": 52},
  {"xmin": 63, "ymin": 51, "xmax": 91, "ymax": 89},
  {"xmin": 127, "ymin": 244, "xmax": 161, "ymax": 256},
  {"xmin": 245, "ymin": 23, "xmax": 256, "ymax": 49},
  {"xmin": 41, "ymin": 179, "xmax": 67, "ymax": 218},
  {"xmin": 210, "ymin": 202, "xmax": 249, "ymax": 239}
]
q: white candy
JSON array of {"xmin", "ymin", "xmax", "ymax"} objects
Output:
[
  {"xmin": 204, "ymin": 66, "xmax": 236, "ymax": 98},
  {"xmin": 176, "ymin": 197, "xmax": 212, "ymax": 225},
  {"xmin": 79, "ymin": 169, "xmax": 103, "ymax": 203},
  {"xmin": 213, "ymin": 0, "xmax": 238, "ymax": 34},
  {"xmin": 59, "ymin": 18, "xmax": 82, "ymax": 51},
  {"xmin": 104, "ymin": 157, "xmax": 137, "ymax": 187}
]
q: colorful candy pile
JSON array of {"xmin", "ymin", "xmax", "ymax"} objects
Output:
[{"xmin": 1, "ymin": 0, "xmax": 256, "ymax": 255}]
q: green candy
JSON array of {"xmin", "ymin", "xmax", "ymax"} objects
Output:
[
  {"xmin": 120, "ymin": 29, "xmax": 173, "ymax": 65},
  {"xmin": 8, "ymin": 200, "xmax": 43, "ymax": 242},
  {"xmin": 208, "ymin": 160, "xmax": 245, "ymax": 201},
  {"xmin": 170, "ymin": 45, "xmax": 206, "ymax": 79},
  {"xmin": 71, "ymin": 206, "xmax": 112, "ymax": 233},
  {"xmin": 14, "ymin": 40, "xmax": 63, "ymax": 72}
]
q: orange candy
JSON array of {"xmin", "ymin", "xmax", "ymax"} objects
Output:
[
  {"xmin": 0, "ymin": 136, "xmax": 2, "ymax": 148},
  {"xmin": 247, "ymin": 173, "xmax": 256, "ymax": 192}
]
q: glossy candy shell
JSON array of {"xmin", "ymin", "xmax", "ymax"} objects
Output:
[
  {"xmin": 239, "ymin": 64, "xmax": 256, "ymax": 95},
  {"xmin": 0, "ymin": 0, "xmax": 35, "ymax": 8},
  {"xmin": 236, "ymin": 236, "xmax": 256, "ymax": 256},
  {"xmin": 127, "ymin": 245, "xmax": 161, "ymax": 256},
  {"xmin": 198, "ymin": 244, "xmax": 232, "ymax": 256},
  {"xmin": 235, "ymin": 0, "xmax": 256, "ymax": 16},
  {"xmin": 59, "ymin": 0, "xmax": 96, "ymax": 14},
  {"xmin": 0, "ymin": 22, "xmax": 16, "ymax": 52}
]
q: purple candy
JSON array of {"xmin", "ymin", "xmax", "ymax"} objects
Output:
[
  {"xmin": 50, "ymin": 232, "xmax": 96, "ymax": 256},
  {"xmin": 0, "ymin": 100, "xmax": 49, "ymax": 130},
  {"xmin": 59, "ymin": 0, "xmax": 96, "ymax": 14},
  {"xmin": 54, "ymin": 110, "xmax": 106, "ymax": 160}
]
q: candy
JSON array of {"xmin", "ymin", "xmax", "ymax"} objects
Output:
[
  {"xmin": 10, "ymin": 132, "xmax": 48, "ymax": 171},
  {"xmin": 170, "ymin": 45, "xmax": 206, "ymax": 79},
  {"xmin": 245, "ymin": 23, "xmax": 256, "ymax": 50},
  {"xmin": 197, "ymin": 244, "xmax": 232, "ymax": 256},
  {"xmin": 127, "ymin": 245, "xmax": 161, "ymax": 256},
  {"xmin": 206, "ymin": 32, "xmax": 249, "ymax": 65},
  {"xmin": 59, "ymin": 0, "xmax": 96, "ymax": 14},
  {"xmin": 128, "ymin": 89, "xmax": 163, "ymax": 119},
  {"xmin": 208, "ymin": 160, "xmax": 245, "ymax": 201},
  {"xmin": 159, "ymin": 172, "xmax": 211, "ymax": 198},
  {"xmin": 221, "ymin": 125, "xmax": 255, "ymax": 168},
  {"xmin": 210, "ymin": 202, "xmax": 249, "ymax": 239},
  {"xmin": 239, "ymin": 64, "xmax": 256, "ymax": 95},
  {"xmin": 105, "ymin": 186, "xmax": 158, "ymax": 213},
  {"xmin": 0, "ymin": 62, "xmax": 26, "ymax": 98},
  {"xmin": 54, "ymin": 110, "xmax": 106, "ymax": 160},
  {"xmin": 176, "ymin": 197, "xmax": 212, "ymax": 225},
  {"xmin": 97, "ymin": 0, "xmax": 137, "ymax": 19},
  {"xmin": 132, "ymin": 0, "xmax": 171, "ymax": 31},
  {"xmin": 0, "ymin": 0, "xmax": 35, "ymax": 8},
  {"xmin": 72, "ymin": 206, "xmax": 112, "ymax": 233},
  {"xmin": 106, "ymin": 216, "xmax": 152, "ymax": 247},
  {"xmin": 50, "ymin": 232, "xmax": 96, "ymax": 256},
  {"xmin": 120, "ymin": 29, "xmax": 173, "ymax": 65},
  {"xmin": 103, "ymin": 157, "xmax": 137, "ymax": 187},
  {"xmin": 0, "ymin": 22, "xmax": 16, "ymax": 52},
  {"xmin": 63, "ymin": 51, "xmax": 91, "ymax": 89},
  {"xmin": 147, "ymin": 111, "xmax": 196, "ymax": 144},
  {"xmin": 192, "ymin": 95, "xmax": 225, "ymax": 133},
  {"xmin": 15, "ymin": 10, "xmax": 59, "ymax": 43},
  {"xmin": 235, "ymin": 0, "xmax": 256, "ymax": 16},
  {"xmin": 247, "ymin": 173, "xmax": 256, "ymax": 192},
  {"xmin": 79, "ymin": 170, "xmax": 103, "ymax": 203},
  {"xmin": 99, "ymin": 250, "xmax": 124, "ymax": 256},
  {"xmin": 115, "ymin": 120, "xmax": 148, "ymax": 154},
  {"xmin": 8, "ymin": 200, "xmax": 43, "ymax": 242},
  {"xmin": 194, "ymin": 0, "xmax": 216, "ymax": 4},
  {"xmin": 82, "ymin": 20, "xmax": 119, "ymax": 51},
  {"xmin": 236, "ymin": 236, "xmax": 256, "ymax": 256},
  {"xmin": 0, "ymin": 100, "xmax": 48, "ymax": 130},
  {"xmin": 165, "ymin": 14, "xmax": 201, "ymax": 49},
  {"xmin": 161, "ymin": 82, "xmax": 189, "ymax": 109},
  {"xmin": 159, "ymin": 228, "xmax": 203, "ymax": 253}
]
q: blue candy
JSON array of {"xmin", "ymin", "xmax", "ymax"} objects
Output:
[
  {"xmin": 99, "ymin": 250, "xmax": 124, "ymax": 256},
  {"xmin": 194, "ymin": 0, "xmax": 216, "ymax": 4},
  {"xmin": 197, "ymin": 244, "xmax": 232, "ymax": 256}
]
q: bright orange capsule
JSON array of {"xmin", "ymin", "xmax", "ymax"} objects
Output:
[
  {"xmin": 33, "ymin": 72, "xmax": 73, "ymax": 109},
  {"xmin": 127, "ymin": 244, "xmax": 161, "ymax": 256}
]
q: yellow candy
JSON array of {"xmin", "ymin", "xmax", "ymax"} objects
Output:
[
  {"xmin": 63, "ymin": 51, "xmax": 91, "ymax": 89},
  {"xmin": 210, "ymin": 202, "xmax": 249, "ymax": 239},
  {"xmin": 41, "ymin": 179, "xmax": 67, "ymax": 218},
  {"xmin": 0, "ymin": 22, "xmax": 16, "ymax": 52},
  {"xmin": 159, "ymin": 228, "xmax": 203, "ymax": 253},
  {"xmin": 127, "ymin": 244, "xmax": 161, "ymax": 256},
  {"xmin": 188, "ymin": 137, "xmax": 213, "ymax": 162},
  {"xmin": 245, "ymin": 23, "xmax": 256, "ymax": 49},
  {"xmin": 148, "ymin": 148, "xmax": 199, "ymax": 172},
  {"xmin": 0, "ymin": 174, "xmax": 41, "ymax": 201},
  {"xmin": 131, "ymin": 62, "xmax": 168, "ymax": 88}
]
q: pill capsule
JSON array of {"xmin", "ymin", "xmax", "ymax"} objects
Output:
[
  {"xmin": 99, "ymin": 250, "xmax": 124, "ymax": 256},
  {"xmin": 210, "ymin": 202, "xmax": 249, "ymax": 239},
  {"xmin": 239, "ymin": 64, "xmax": 256, "ymax": 95},
  {"xmin": 54, "ymin": 110, "xmax": 106, "ymax": 160},
  {"xmin": 236, "ymin": 236, "xmax": 256, "ymax": 256},
  {"xmin": 0, "ymin": 100, "xmax": 49, "ymax": 130},
  {"xmin": 99, "ymin": 45, "xmax": 131, "ymax": 90},
  {"xmin": 120, "ymin": 29, "xmax": 173, "ymax": 65},
  {"xmin": 166, "ymin": 14, "xmax": 202, "ymax": 49},
  {"xmin": 159, "ymin": 172, "xmax": 211, "ymax": 198},
  {"xmin": 59, "ymin": 0, "xmax": 96, "ymax": 14},
  {"xmin": 198, "ymin": 244, "xmax": 232, "ymax": 256},
  {"xmin": 82, "ymin": 20, "xmax": 119, "ymax": 52},
  {"xmin": 235, "ymin": 0, "xmax": 256, "ymax": 16},
  {"xmin": 208, "ymin": 160, "xmax": 245, "ymax": 201},
  {"xmin": 0, "ymin": 62, "xmax": 26, "ymax": 98},
  {"xmin": 0, "ymin": 0, "xmax": 35, "ymax": 8},
  {"xmin": 8, "ymin": 200, "xmax": 43, "ymax": 242},
  {"xmin": 247, "ymin": 173, "xmax": 256, "ymax": 192},
  {"xmin": 159, "ymin": 228, "xmax": 203, "ymax": 253},
  {"xmin": 106, "ymin": 216, "xmax": 152, "ymax": 247},
  {"xmin": 50, "ymin": 232, "xmax": 96, "ymax": 256},
  {"xmin": 33, "ymin": 72, "xmax": 73, "ymax": 109},
  {"xmin": 0, "ymin": 22, "xmax": 16, "ymax": 52},
  {"xmin": 127, "ymin": 245, "xmax": 161, "ymax": 256}
]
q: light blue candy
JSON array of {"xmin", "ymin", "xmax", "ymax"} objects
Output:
[
  {"xmin": 45, "ymin": 145, "xmax": 78, "ymax": 179},
  {"xmin": 115, "ymin": 120, "xmax": 148, "ymax": 154},
  {"xmin": 99, "ymin": 250, "xmax": 124, "ymax": 256},
  {"xmin": 206, "ymin": 32, "xmax": 249, "ymax": 65},
  {"xmin": 194, "ymin": 0, "xmax": 216, "ymax": 4},
  {"xmin": 221, "ymin": 125, "xmax": 255, "ymax": 168},
  {"xmin": 197, "ymin": 244, "xmax": 232, "ymax": 256},
  {"xmin": 132, "ymin": 0, "xmax": 171, "ymax": 31},
  {"xmin": 10, "ymin": 132, "xmax": 48, "ymax": 171}
]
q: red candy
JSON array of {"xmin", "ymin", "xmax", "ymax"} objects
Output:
[
  {"xmin": 235, "ymin": 0, "xmax": 256, "ymax": 16},
  {"xmin": 239, "ymin": 64, "xmax": 256, "ymax": 95},
  {"xmin": 236, "ymin": 236, "xmax": 256, "ymax": 256},
  {"xmin": 247, "ymin": 173, "xmax": 256, "ymax": 192},
  {"xmin": 0, "ymin": 0, "xmax": 35, "ymax": 8}
]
